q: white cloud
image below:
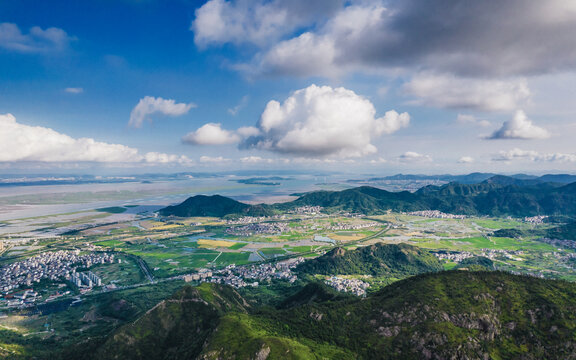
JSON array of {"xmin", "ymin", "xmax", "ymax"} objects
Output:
[
  {"xmin": 255, "ymin": 3, "xmax": 384, "ymax": 77},
  {"xmin": 192, "ymin": 0, "xmax": 340, "ymax": 48},
  {"xmin": 241, "ymin": 84, "xmax": 410, "ymax": 158},
  {"xmin": 199, "ymin": 155, "xmax": 231, "ymax": 163},
  {"xmin": 404, "ymin": 74, "xmax": 531, "ymax": 111},
  {"xmin": 458, "ymin": 156, "xmax": 475, "ymax": 164},
  {"xmin": 0, "ymin": 113, "xmax": 190, "ymax": 164},
  {"xmin": 0, "ymin": 22, "xmax": 73, "ymax": 53},
  {"xmin": 200, "ymin": 1, "xmax": 576, "ymax": 79},
  {"xmin": 236, "ymin": 126, "xmax": 260, "ymax": 138},
  {"xmin": 129, "ymin": 96, "xmax": 195, "ymax": 128},
  {"xmin": 182, "ymin": 123, "xmax": 240, "ymax": 145},
  {"xmin": 493, "ymin": 148, "xmax": 576, "ymax": 163},
  {"xmin": 64, "ymin": 87, "xmax": 83, "ymax": 94},
  {"xmin": 240, "ymin": 156, "xmax": 275, "ymax": 164},
  {"xmin": 369, "ymin": 157, "xmax": 388, "ymax": 164},
  {"xmin": 398, "ymin": 151, "xmax": 432, "ymax": 162},
  {"xmin": 488, "ymin": 110, "xmax": 550, "ymax": 140},
  {"xmin": 456, "ymin": 114, "xmax": 490, "ymax": 127}
]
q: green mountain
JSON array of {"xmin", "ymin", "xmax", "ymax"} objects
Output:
[
  {"xmin": 158, "ymin": 194, "xmax": 274, "ymax": 217},
  {"xmin": 92, "ymin": 284, "xmax": 250, "ymax": 360},
  {"xmin": 546, "ymin": 221, "xmax": 576, "ymax": 240},
  {"xmin": 295, "ymin": 243, "xmax": 443, "ymax": 277},
  {"xmin": 283, "ymin": 180, "xmax": 576, "ymax": 217},
  {"xmin": 91, "ymin": 271, "xmax": 576, "ymax": 359}
]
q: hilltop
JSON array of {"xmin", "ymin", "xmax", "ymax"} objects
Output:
[
  {"xmin": 295, "ymin": 243, "xmax": 443, "ymax": 278},
  {"xmin": 158, "ymin": 194, "xmax": 274, "ymax": 217}
]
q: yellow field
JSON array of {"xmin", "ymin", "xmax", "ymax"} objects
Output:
[
  {"xmin": 328, "ymin": 233, "xmax": 365, "ymax": 241},
  {"xmin": 151, "ymin": 224, "xmax": 182, "ymax": 230},
  {"xmin": 197, "ymin": 239, "xmax": 236, "ymax": 248}
]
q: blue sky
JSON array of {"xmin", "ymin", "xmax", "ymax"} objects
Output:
[{"xmin": 2, "ymin": 0, "xmax": 576, "ymax": 174}]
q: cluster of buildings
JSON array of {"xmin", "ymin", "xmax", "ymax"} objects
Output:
[
  {"xmin": 225, "ymin": 215, "xmax": 287, "ymax": 225},
  {"xmin": 480, "ymin": 248, "xmax": 524, "ymax": 261},
  {"xmin": 0, "ymin": 250, "xmax": 114, "ymax": 293},
  {"xmin": 70, "ymin": 271, "xmax": 102, "ymax": 288},
  {"xmin": 184, "ymin": 257, "xmax": 304, "ymax": 288},
  {"xmin": 226, "ymin": 222, "xmax": 290, "ymax": 236},
  {"xmin": 408, "ymin": 210, "xmax": 467, "ymax": 219},
  {"xmin": 288, "ymin": 206, "xmax": 324, "ymax": 215},
  {"xmin": 433, "ymin": 251, "xmax": 475, "ymax": 262},
  {"xmin": 324, "ymin": 276, "xmax": 370, "ymax": 296},
  {"xmin": 524, "ymin": 215, "xmax": 548, "ymax": 224},
  {"xmin": 328, "ymin": 221, "xmax": 380, "ymax": 230}
]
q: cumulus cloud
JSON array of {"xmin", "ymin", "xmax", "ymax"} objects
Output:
[
  {"xmin": 182, "ymin": 123, "xmax": 240, "ymax": 145},
  {"xmin": 129, "ymin": 96, "xmax": 195, "ymax": 128},
  {"xmin": 493, "ymin": 148, "xmax": 576, "ymax": 163},
  {"xmin": 398, "ymin": 151, "xmax": 432, "ymax": 162},
  {"xmin": 199, "ymin": 1, "xmax": 576, "ymax": 79},
  {"xmin": 0, "ymin": 113, "xmax": 190, "ymax": 164},
  {"xmin": 199, "ymin": 155, "xmax": 231, "ymax": 163},
  {"xmin": 192, "ymin": 0, "xmax": 341, "ymax": 48},
  {"xmin": 0, "ymin": 22, "xmax": 73, "ymax": 53},
  {"xmin": 241, "ymin": 84, "xmax": 410, "ymax": 158},
  {"xmin": 404, "ymin": 74, "xmax": 531, "ymax": 111},
  {"xmin": 239, "ymin": 156, "xmax": 276, "ymax": 164},
  {"xmin": 458, "ymin": 156, "xmax": 475, "ymax": 164},
  {"xmin": 65, "ymin": 87, "xmax": 83, "ymax": 94},
  {"xmin": 488, "ymin": 110, "xmax": 550, "ymax": 140}
]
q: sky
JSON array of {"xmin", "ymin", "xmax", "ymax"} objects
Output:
[{"xmin": 2, "ymin": 0, "xmax": 576, "ymax": 175}]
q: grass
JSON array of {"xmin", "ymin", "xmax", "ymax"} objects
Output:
[
  {"xmin": 212, "ymin": 252, "xmax": 251, "ymax": 266},
  {"xmin": 94, "ymin": 240, "xmax": 125, "ymax": 247},
  {"xmin": 260, "ymin": 248, "xmax": 286, "ymax": 256},
  {"xmin": 229, "ymin": 242, "xmax": 248, "ymax": 250}
]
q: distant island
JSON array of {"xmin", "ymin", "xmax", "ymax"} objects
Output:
[{"xmin": 231, "ymin": 176, "xmax": 291, "ymax": 186}]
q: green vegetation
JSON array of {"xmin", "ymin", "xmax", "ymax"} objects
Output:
[
  {"xmin": 278, "ymin": 180, "xmax": 576, "ymax": 217},
  {"xmin": 60, "ymin": 271, "xmax": 576, "ymax": 359},
  {"xmin": 159, "ymin": 194, "xmax": 274, "ymax": 217},
  {"xmin": 228, "ymin": 242, "xmax": 248, "ymax": 250},
  {"xmin": 296, "ymin": 243, "xmax": 443, "ymax": 277}
]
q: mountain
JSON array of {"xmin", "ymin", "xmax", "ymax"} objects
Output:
[
  {"xmin": 92, "ymin": 284, "xmax": 250, "ymax": 360},
  {"xmin": 160, "ymin": 177, "xmax": 576, "ymax": 219},
  {"xmin": 93, "ymin": 271, "xmax": 576, "ymax": 359},
  {"xmin": 283, "ymin": 180, "xmax": 576, "ymax": 217},
  {"xmin": 295, "ymin": 243, "xmax": 443, "ymax": 277},
  {"xmin": 158, "ymin": 194, "xmax": 274, "ymax": 217},
  {"xmin": 279, "ymin": 186, "xmax": 425, "ymax": 214}
]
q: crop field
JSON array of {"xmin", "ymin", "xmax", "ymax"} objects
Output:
[{"xmin": 197, "ymin": 239, "xmax": 239, "ymax": 248}]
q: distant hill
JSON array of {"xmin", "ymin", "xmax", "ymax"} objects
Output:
[
  {"xmin": 351, "ymin": 173, "xmax": 576, "ymax": 185},
  {"xmin": 454, "ymin": 256, "xmax": 495, "ymax": 271},
  {"xmin": 546, "ymin": 221, "xmax": 576, "ymax": 240},
  {"xmin": 295, "ymin": 243, "xmax": 443, "ymax": 277},
  {"xmin": 281, "ymin": 180, "xmax": 576, "ymax": 217},
  {"xmin": 92, "ymin": 272, "xmax": 576, "ymax": 359},
  {"xmin": 158, "ymin": 194, "xmax": 273, "ymax": 217},
  {"xmin": 160, "ymin": 176, "xmax": 576, "ymax": 218}
]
